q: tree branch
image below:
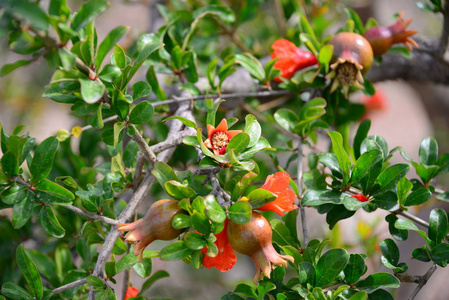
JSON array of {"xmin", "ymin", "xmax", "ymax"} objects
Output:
[
  {"xmin": 296, "ymin": 137, "xmax": 308, "ymax": 245},
  {"xmin": 52, "ymin": 278, "xmax": 87, "ymax": 295},
  {"xmin": 408, "ymin": 264, "xmax": 438, "ymax": 300},
  {"xmin": 61, "ymin": 205, "xmax": 119, "ymax": 225},
  {"xmin": 437, "ymin": 1, "xmax": 449, "ymax": 57},
  {"xmin": 393, "ymin": 210, "xmax": 430, "ymax": 228},
  {"xmin": 132, "ymin": 126, "xmax": 157, "ymax": 163}
]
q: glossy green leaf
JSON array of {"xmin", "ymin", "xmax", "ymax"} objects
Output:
[
  {"xmin": 243, "ymin": 115, "xmax": 261, "ymax": 148},
  {"xmin": 99, "ymin": 64, "xmax": 121, "ymax": 82},
  {"xmin": 356, "ymin": 273, "xmax": 400, "ymax": 293},
  {"xmin": 318, "ymin": 44, "xmax": 333, "ymax": 73},
  {"xmin": 0, "ymin": 60, "xmax": 32, "ymax": 77},
  {"xmin": 16, "ymin": 244, "xmax": 43, "ymax": 300},
  {"xmin": 38, "ymin": 206, "xmax": 65, "ymax": 238},
  {"xmin": 404, "ymin": 187, "xmax": 432, "ymax": 206},
  {"xmin": 172, "ymin": 214, "xmax": 191, "ymax": 230},
  {"xmin": 315, "ymin": 249, "xmax": 349, "ymax": 286},
  {"xmin": 328, "ymin": 132, "xmax": 352, "ymax": 185},
  {"xmin": 1, "ymin": 282, "xmax": 33, "ymax": 300},
  {"xmin": 348, "ymin": 291, "xmax": 368, "ymax": 300},
  {"xmin": 360, "ymin": 135, "xmax": 389, "ymax": 160},
  {"xmin": 379, "ymin": 238, "xmax": 399, "ymax": 266},
  {"xmin": 146, "ymin": 65, "xmax": 167, "ymax": 100},
  {"xmin": 302, "ymin": 190, "xmax": 345, "ymax": 206},
  {"xmin": 133, "ymin": 258, "xmax": 152, "ymax": 278},
  {"xmin": 372, "ymin": 164, "xmax": 410, "ymax": 195},
  {"xmin": 138, "ymin": 271, "xmax": 168, "ymax": 294},
  {"xmin": 271, "ymin": 219, "xmax": 296, "ymax": 247},
  {"xmin": 129, "ymin": 101, "xmax": 154, "ymax": 124},
  {"xmin": 429, "ymin": 208, "xmax": 448, "ymax": 245},
  {"xmin": 274, "ymin": 108, "xmax": 298, "ymax": 132},
  {"xmin": 1, "ymin": 185, "xmax": 27, "ymax": 205},
  {"xmin": 234, "ymin": 283, "xmax": 257, "ymax": 298},
  {"xmin": 164, "ymin": 116, "xmax": 197, "ymax": 129},
  {"xmin": 229, "ymin": 201, "xmax": 251, "ymax": 224},
  {"xmin": 419, "ymin": 137, "xmax": 438, "ymax": 165},
  {"xmin": 237, "ymin": 137, "xmax": 274, "ymax": 161},
  {"xmin": 395, "ymin": 218, "xmax": 429, "ymax": 243},
  {"xmin": 95, "ymin": 25, "xmax": 129, "ymax": 69},
  {"xmin": 430, "ymin": 243, "xmax": 449, "ymax": 266},
  {"xmin": 35, "ymin": 179, "xmax": 74, "ymax": 204},
  {"xmin": 71, "ymin": 0, "xmax": 109, "ymax": 32},
  {"xmin": 12, "ymin": 191, "xmax": 33, "ymax": 229},
  {"xmin": 349, "ymin": 149, "xmax": 382, "ymax": 184},
  {"xmin": 79, "ymin": 79, "xmax": 105, "ymax": 104},
  {"xmin": 184, "ymin": 232, "xmax": 207, "ymax": 250},
  {"xmin": 86, "ymin": 275, "xmax": 104, "ymax": 289},
  {"xmin": 30, "ymin": 137, "xmax": 58, "ymax": 184},
  {"xmin": 298, "ymin": 261, "xmax": 316, "ymax": 286},
  {"xmin": 234, "ymin": 53, "xmax": 265, "ymax": 82},
  {"xmin": 319, "ymin": 153, "xmax": 342, "ymax": 178},
  {"xmin": 132, "ymin": 81, "xmax": 152, "ymax": 101},
  {"xmin": 165, "ymin": 180, "xmax": 196, "ymax": 200},
  {"xmin": 207, "ymin": 58, "xmax": 218, "ymax": 89},
  {"xmin": 397, "ymin": 177, "xmax": 413, "ymax": 205},
  {"xmin": 3, "ymin": 0, "xmax": 50, "ymax": 31},
  {"xmin": 113, "ymin": 121, "xmax": 125, "ymax": 148},
  {"xmin": 247, "ymin": 188, "xmax": 277, "ymax": 209},
  {"xmin": 342, "ymin": 254, "xmax": 366, "ymax": 284},
  {"xmin": 385, "ymin": 214, "xmax": 408, "ymax": 241},
  {"xmin": 225, "ymin": 132, "xmax": 249, "ymax": 155},
  {"xmin": 203, "ymin": 195, "xmax": 226, "ymax": 223},
  {"xmin": 372, "ymin": 191, "xmax": 399, "ymax": 211},
  {"xmin": 326, "ymin": 205, "xmax": 355, "ymax": 229},
  {"xmin": 190, "ymin": 212, "xmax": 211, "ymax": 234},
  {"xmin": 125, "ymin": 42, "xmax": 163, "ymax": 87},
  {"xmin": 152, "ymin": 162, "xmax": 180, "ymax": 186},
  {"xmin": 346, "ymin": 8, "xmax": 364, "ymax": 34},
  {"xmin": 116, "ymin": 250, "xmax": 158, "ymax": 273},
  {"xmin": 413, "ymin": 246, "xmax": 431, "ymax": 262},
  {"xmin": 354, "ymin": 120, "xmax": 371, "ymax": 160},
  {"xmin": 160, "ymin": 241, "xmax": 193, "ymax": 261}
]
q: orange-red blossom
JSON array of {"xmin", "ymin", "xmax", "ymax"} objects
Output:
[{"xmin": 204, "ymin": 118, "xmax": 242, "ymax": 155}]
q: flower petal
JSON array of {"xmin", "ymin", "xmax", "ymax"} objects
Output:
[
  {"xmin": 227, "ymin": 130, "xmax": 243, "ymax": 139},
  {"xmin": 215, "ymin": 118, "xmax": 228, "ymax": 132}
]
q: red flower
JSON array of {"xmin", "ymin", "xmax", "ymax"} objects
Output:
[
  {"xmin": 271, "ymin": 39, "xmax": 318, "ymax": 82},
  {"xmin": 362, "ymin": 88, "xmax": 387, "ymax": 119},
  {"xmin": 351, "ymin": 194, "xmax": 370, "ymax": 202},
  {"xmin": 201, "ymin": 220, "xmax": 237, "ymax": 272},
  {"xmin": 257, "ymin": 172, "xmax": 298, "ymax": 216},
  {"xmin": 124, "ymin": 286, "xmax": 139, "ymax": 299},
  {"xmin": 204, "ymin": 119, "xmax": 242, "ymax": 155}
]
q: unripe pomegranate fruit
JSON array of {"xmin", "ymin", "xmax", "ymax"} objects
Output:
[
  {"xmin": 326, "ymin": 32, "xmax": 373, "ymax": 97},
  {"xmin": 227, "ymin": 211, "xmax": 294, "ymax": 283},
  {"xmin": 364, "ymin": 12, "xmax": 418, "ymax": 57},
  {"xmin": 117, "ymin": 199, "xmax": 186, "ymax": 259}
]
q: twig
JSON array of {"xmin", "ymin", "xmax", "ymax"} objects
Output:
[
  {"xmin": 61, "ymin": 205, "xmax": 119, "ymax": 225},
  {"xmin": 196, "ymin": 167, "xmax": 231, "ymax": 205},
  {"xmin": 132, "ymin": 154, "xmax": 146, "ymax": 191},
  {"xmin": 52, "ymin": 278, "xmax": 87, "ymax": 294},
  {"xmin": 296, "ymin": 137, "xmax": 308, "ymax": 245},
  {"xmin": 408, "ymin": 264, "xmax": 437, "ymax": 300},
  {"xmin": 132, "ymin": 127, "xmax": 157, "ymax": 163},
  {"xmin": 394, "ymin": 210, "xmax": 430, "ymax": 228}
]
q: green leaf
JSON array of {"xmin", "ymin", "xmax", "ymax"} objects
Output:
[
  {"xmin": 38, "ymin": 206, "xmax": 65, "ymax": 238},
  {"xmin": 1, "ymin": 185, "xmax": 27, "ymax": 205},
  {"xmin": 274, "ymin": 108, "xmax": 298, "ymax": 132},
  {"xmin": 86, "ymin": 275, "xmax": 104, "ymax": 289},
  {"xmin": 1, "ymin": 153, "xmax": 19, "ymax": 179},
  {"xmin": 234, "ymin": 53, "xmax": 265, "ymax": 83},
  {"xmin": 413, "ymin": 246, "xmax": 431, "ymax": 262},
  {"xmin": 302, "ymin": 190, "xmax": 345, "ymax": 206},
  {"xmin": 372, "ymin": 164, "xmax": 410, "ymax": 195},
  {"xmin": 35, "ymin": 179, "xmax": 74, "ymax": 204},
  {"xmin": 1, "ymin": 282, "xmax": 33, "ymax": 300},
  {"xmin": 165, "ymin": 180, "xmax": 196, "ymax": 200},
  {"xmin": 342, "ymin": 254, "xmax": 366, "ymax": 284},
  {"xmin": 159, "ymin": 241, "xmax": 193, "ymax": 260},
  {"xmin": 271, "ymin": 219, "xmax": 296, "ymax": 247},
  {"xmin": 228, "ymin": 201, "xmax": 252, "ymax": 224},
  {"xmin": 12, "ymin": 191, "xmax": 33, "ymax": 229},
  {"xmin": 397, "ymin": 177, "xmax": 413, "ymax": 205},
  {"xmin": 361, "ymin": 135, "xmax": 389, "ymax": 160},
  {"xmin": 348, "ymin": 291, "xmax": 368, "ymax": 300},
  {"xmin": 318, "ymin": 44, "xmax": 333, "ymax": 73},
  {"xmin": 404, "ymin": 187, "xmax": 431, "ymax": 206},
  {"xmin": 328, "ymin": 132, "xmax": 352, "ymax": 185},
  {"xmin": 79, "ymin": 79, "xmax": 105, "ymax": 104},
  {"xmin": 116, "ymin": 250, "xmax": 158, "ymax": 273},
  {"xmin": 99, "ymin": 64, "xmax": 121, "ymax": 82},
  {"xmin": 164, "ymin": 116, "xmax": 197, "ymax": 129},
  {"xmin": 129, "ymin": 101, "xmax": 154, "ymax": 124},
  {"xmin": 429, "ymin": 208, "xmax": 448, "ymax": 245},
  {"xmin": 190, "ymin": 212, "xmax": 211, "ymax": 234},
  {"xmin": 419, "ymin": 137, "xmax": 438, "ymax": 165},
  {"xmin": 353, "ymin": 120, "xmax": 371, "ymax": 160},
  {"xmin": 3, "ymin": 0, "xmax": 50, "ymax": 31},
  {"xmin": 152, "ymin": 162, "xmax": 180, "ymax": 186},
  {"xmin": 113, "ymin": 122, "xmax": 126, "ymax": 148},
  {"xmin": 315, "ymin": 249, "xmax": 349, "ymax": 286},
  {"xmin": 172, "ymin": 214, "xmax": 191, "ymax": 230},
  {"xmin": 140, "ymin": 270, "xmax": 170, "ymax": 294},
  {"xmin": 349, "ymin": 149, "xmax": 383, "ymax": 184},
  {"xmin": 227, "ymin": 132, "xmax": 250, "ymax": 155},
  {"xmin": 298, "ymin": 261, "xmax": 316, "ymax": 286},
  {"xmin": 203, "ymin": 195, "xmax": 226, "ymax": 223},
  {"xmin": 234, "ymin": 283, "xmax": 257, "ymax": 298},
  {"xmin": 372, "ymin": 191, "xmax": 398, "ymax": 211},
  {"xmin": 30, "ymin": 137, "xmax": 58, "ymax": 184},
  {"xmin": 247, "ymin": 188, "xmax": 277, "ymax": 209},
  {"xmin": 132, "ymin": 81, "xmax": 152, "ymax": 101},
  {"xmin": 356, "ymin": 273, "xmax": 400, "ymax": 293},
  {"xmin": 95, "ymin": 25, "xmax": 129, "ymax": 69},
  {"xmin": 379, "ymin": 238, "xmax": 399, "ymax": 266},
  {"xmin": 146, "ymin": 65, "xmax": 167, "ymax": 100},
  {"xmin": 16, "ymin": 244, "xmax": 43, "ymax": 300},
  {"xmin": 244, "ymin": 115, "xmax": 262, "ymax": 149},
  {"xmin": 125, "ymin": 42, "xmax": 163, "ymax": 87},
  {"xmin": 385, "ymin": 214, "xmax": 408, "ymax": 241},
  {"xmin": 71, "ymin": 0, "xmax": 109, "ymax": 32},
  {"xmin": 430, "ymin": 243, "xmax": 449, "ymax": 266},
  {"xmin": 133, "ymin": 258, "xmax": 152, "ymax": 278},
  {"xmin": 184, "ymin": 232, "xmax": 207, "ymax": 250},
  {"xmin": 1, "ymin": 60, "xmax": 31, "ymax": 77},
  {"xmin": 346, "ymin": 8, "xmax": 364, "ymax": 34},
  {"xmin": 395, "ymin": 218, "xmax": 429, "ymax": 243}
]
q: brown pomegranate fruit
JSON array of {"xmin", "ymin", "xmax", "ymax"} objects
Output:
[
  {"xmin": 227, "ymin": 211, "xmax": 294, "ymax": 283},
  {"xmin": 326, "ymin": 32, "xmax": 373, "ymax": 97},
  {"xmin": 364, "ymin": 12, "xmax": 418, "ymax": 57},
  {"xmin": 117, "ymin": 199, "xmax": 186, "ymax": 259}
]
